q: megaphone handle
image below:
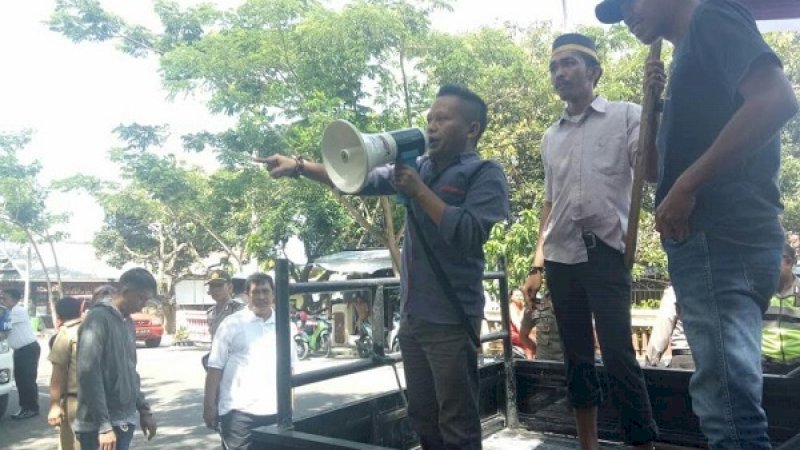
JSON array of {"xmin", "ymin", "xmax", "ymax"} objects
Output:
[{"xmin": 396, "ymin": 150, "xmax": 418, "ymax": 206}]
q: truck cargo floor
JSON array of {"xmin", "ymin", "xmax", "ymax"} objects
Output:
[{"xmin": 483, "ymin": 428, "xmax": 623, "ymax": 449}]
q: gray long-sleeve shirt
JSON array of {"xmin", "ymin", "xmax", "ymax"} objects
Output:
[
  {"xmin": 73, "ymin": 300, "xmax": 148, "ymax": 433},
  {"xmin": 360, "ymin": 151, "xmax": 509, "ymax": 324}
]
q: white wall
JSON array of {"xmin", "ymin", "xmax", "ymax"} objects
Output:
[{"xmin": 175, "ymin": 279, "xmax": 213, "ymax": 306}]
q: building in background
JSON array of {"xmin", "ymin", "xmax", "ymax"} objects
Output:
[{"xmin": 0, "ymin": 241, "xmax": 120, "ymax": 328}]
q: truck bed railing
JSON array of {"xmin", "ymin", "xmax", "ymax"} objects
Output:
[{"xmin": 273, "ymin": 258, "xmax": 517, "ymax": 430}]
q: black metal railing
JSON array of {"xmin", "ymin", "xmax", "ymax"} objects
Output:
[{"xmin": 273, "ymin": 258, "xmax": 517, "ymax": 431}]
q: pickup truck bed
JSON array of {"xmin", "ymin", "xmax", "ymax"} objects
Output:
[{"xmin": 254, "ymin": 359, "xmax": 800, "ymax": 449}]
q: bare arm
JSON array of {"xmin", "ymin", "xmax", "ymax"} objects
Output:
[
  {"xmin": 518, "ymin": 315, "xmax": 537, "ymax": 359},
  {"xmin": 256, "ymin": 155, "xmax": 335, "ymax": 188},
  {"xmin": 680, "ymin": 64, "xmax": 796, "ymax": 190},
  {"xmin": 646, "ymin": 289, "xmax": 678, "ymax": 366},
  {"xmin": 657, "ymin": 62, "xmax": 798, "ymax": 240},
  {"xmin": 203, "ymin": 368, "xmax": 223, "ymax": 429},
  {"xmin": 522, "ymin": 201, "xmax": 552, "ymax": 305},
  {"xmin": 48, "ymin": 364, "xmax": 67, "ymax": 427}
]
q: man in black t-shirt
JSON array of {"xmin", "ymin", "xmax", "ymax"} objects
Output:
[{"xmin": 595, "ymin": 0, "xmax": 798, "ymax": 449}]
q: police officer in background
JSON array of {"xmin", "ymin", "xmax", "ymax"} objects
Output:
[{"xmin": 202, "ymin": 269, "xmax": 244, "ymax": 370}]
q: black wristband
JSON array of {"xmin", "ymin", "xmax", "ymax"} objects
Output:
[
  {"xmin": 528, "ymin": 266, "xmax": 545, "ymax": 276},
  {"xmin": 291, "ymin": 156, "xmax": 305, "ymax": 178}
]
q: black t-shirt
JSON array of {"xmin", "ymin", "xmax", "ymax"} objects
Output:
[{"xmin": 656, "ymin": 0, "xmax": 784, "ymax": 247}]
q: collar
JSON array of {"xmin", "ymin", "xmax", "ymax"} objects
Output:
[
  {"xmin": 423, "ymin": 150, "xmax": 479, "ymax": 172},
  {"xmin": 559, "ymin": 96, "xmax": 608, "ymax": 123},
  {"xmin": 63, "ymin": 318, "xmax": 82, "ymax": 328},
  {"xmin": 244, "ymin": 306, "xmax": 275, "ymax": 324},
  {"xmin": 97, "ymin": 298, "xmax": 126, "ymax": 321}
]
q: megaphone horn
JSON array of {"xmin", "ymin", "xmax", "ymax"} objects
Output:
[{"xmin": 321, "ymin": 120, "xmax": 427, "ymax": 194}]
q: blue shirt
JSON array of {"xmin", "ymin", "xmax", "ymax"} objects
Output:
[
  {"xmin": 656, "ymin": 0, "xmax": 784, "ymax": 248},
  {"xmin": 359, "ymin": 151, "xmax": 509, "ymax": 324}
]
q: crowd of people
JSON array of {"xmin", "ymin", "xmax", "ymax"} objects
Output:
[
  {"xmin": 264, "ymin": 1, "xmax": 798, "ymax": 449},
  {"xmin": 2, "ymin": 1, "xmax": 799, "ymax": 450}
]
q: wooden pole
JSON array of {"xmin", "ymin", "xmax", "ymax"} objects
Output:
[{"xmin": 625, "ymin": 41, "xmax": 663, "ymax": 270}]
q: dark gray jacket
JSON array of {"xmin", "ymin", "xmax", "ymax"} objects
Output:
[{"xmin": 73, "ymin": 300, "xmax": 148, "ymax": 433}]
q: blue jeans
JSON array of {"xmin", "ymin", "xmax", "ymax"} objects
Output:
[
  {"xmin": 77, "ymin": 424, "xmax": 136, "ymax": 450},
  {"xmin": 664, "ymin": 232, "xmax": 780, "ymax": 450}
]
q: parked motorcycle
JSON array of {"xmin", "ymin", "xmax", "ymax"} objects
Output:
[
  {"xmin": 387, "ymin": 311, "xmax": 401, "ymax": 354},
  {"xmin": 294, "ymin": 320, "xmax": 310, "ymax": 360},
  {"xmin": 355, "ymin": 319, "xmax": 373, "ymax": 359},
  {"xmin": 295, "ymin": 313, "xmax": 331, "ymax": 360}
]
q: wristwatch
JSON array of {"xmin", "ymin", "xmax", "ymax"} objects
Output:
[
  {"xmin": 291, "ymin": 155, "xmax": 306, "ymax": 178},
  {"xmin": 528, "ymin": 266, "xmax": 545, "ymax": 276}
]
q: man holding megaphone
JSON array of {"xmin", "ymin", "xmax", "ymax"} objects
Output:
[{"xmin": 261, "ymin": 84, "xmax": 509, "ymax": 450}]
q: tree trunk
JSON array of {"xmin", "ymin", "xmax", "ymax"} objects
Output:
[
  {"xmin": 23, "ymin": 229, "xmax": 55, "ymax": 324},
  {"xmin": 194, "ymin": 217, "xmax": 243, "ymax": 271},
  {"xmin": 46, "ymin": 235, "xmax": 64, "ymax": 297},
  {"xmin": 379, "ymin": 197, "xmax": 402, "ymax": 276},
  {"xmin": 399, "ymin": 43, "xmax": 414, "ymax": 128}
]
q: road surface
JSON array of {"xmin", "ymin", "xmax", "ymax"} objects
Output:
[{"xmin": 0, "ymin": 335, "xmax": 407, "ymax": 450}]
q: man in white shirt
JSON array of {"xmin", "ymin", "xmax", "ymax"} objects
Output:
[
  {"xmin": 203, "ymin": 273, "xmax": 297, "ymax": 450},
  {"xmin": 1, "ymin": 288, "xmax": 41, "ymax": 420},
  {"xmin": 647, "ymin": 285, "xmax": 694, "ymax": 370}
]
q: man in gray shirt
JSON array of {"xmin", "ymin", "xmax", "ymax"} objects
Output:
[
  {"xmin": 522, "ymin": 34, "xmax": 657, "ymax": 450},
  {"xmin": 262, "ymin": 84, "xmax": 509, "ymax": 449},
  {"xmin": 74, "ymin": 268, "xmax": 158, "ymax": 450}
]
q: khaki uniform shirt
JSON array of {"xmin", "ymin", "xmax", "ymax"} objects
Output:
[
  {"xmin": 48, "ymin": 318, "xmax": 82, "ymax": 395},
  {"xmin": 207, "ymin": 299, "xmax": 245, "ymax": 339}
]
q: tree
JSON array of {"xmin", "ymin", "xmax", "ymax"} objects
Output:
[
  {"xmin": 0, "ymin": 131, "xmax": 68, "ymax": 318},
  {"xmin": 49, "ymin": 0, "xmax": 457, "ymax": 278},
  {"xmin": 49, "ymin": 1, "xmax": 800, "ymax": 293}
]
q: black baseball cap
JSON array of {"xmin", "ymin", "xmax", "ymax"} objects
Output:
[{"xmin": 596, "ymin": 0, "xmax": 625, "ymax": 24}]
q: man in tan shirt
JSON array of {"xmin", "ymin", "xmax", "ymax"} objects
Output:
[{"xmin": 48, "ymin": 297, "xmax": 84, "ymax": 450}]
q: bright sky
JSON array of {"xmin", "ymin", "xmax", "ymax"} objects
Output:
[{"xmin": 0, "ymin": 0, "xmax": 604, "ymax": 245}]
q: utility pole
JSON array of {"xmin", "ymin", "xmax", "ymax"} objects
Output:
[{"xmin": 562, "ymin": 0, "xmax": 569, "ymax": 30}]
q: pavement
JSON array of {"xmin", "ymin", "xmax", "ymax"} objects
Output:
[{"xmin": 0, "ymin": 334, "xmax": 407, "ymax": 450}]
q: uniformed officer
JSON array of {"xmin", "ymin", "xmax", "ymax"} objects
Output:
[{"xmin": 202, "ymin": 269, "xmax": 244, "ymax": 370}]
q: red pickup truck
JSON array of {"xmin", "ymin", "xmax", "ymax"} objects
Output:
[{"xmin": 76, "ymin": 296, "xmax": 164, "ymax": 348}]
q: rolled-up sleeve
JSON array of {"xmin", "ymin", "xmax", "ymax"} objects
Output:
[
  {"xmin": 626, "ymin": 103, "xmax": 642, "ymax": 167},
  {"xmin": 542, "ymin": 133, "xmax": 553, "ymax": 203},
  {"xmin": 77, "ymin": 314, "xmax": 112, "ymax": 432},
  {"xmin": 207, "ymin": 321, "xmax": 231, "ymax": 370},
  {"xmin": 357, "ymin": 164, "xmax": 397, "ymax": 196},
  {"xmin": 438, "ymin": 162, "xmax": 509, "ymax": 252}
]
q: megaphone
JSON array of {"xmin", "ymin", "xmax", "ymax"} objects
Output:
[{"xmin": 321, "ymin": 120, "xmax": 427, "ymax": 195}]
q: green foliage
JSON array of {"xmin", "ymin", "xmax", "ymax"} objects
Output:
[
  {"xmin": 0, "ymin": 131, "xmax": 65, "ymax": 241},
  {"xmin": 48, "ymin": 2, "xmax": 800, "ymax": 289},
  {"xmin": 632, "ymin": 298, "xmax": 661, "ymax": 310}
]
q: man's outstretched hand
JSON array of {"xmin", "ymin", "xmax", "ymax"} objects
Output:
[{"xmin": 255, "ymin": 154, "xmax": 297, "ymax": 178}]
